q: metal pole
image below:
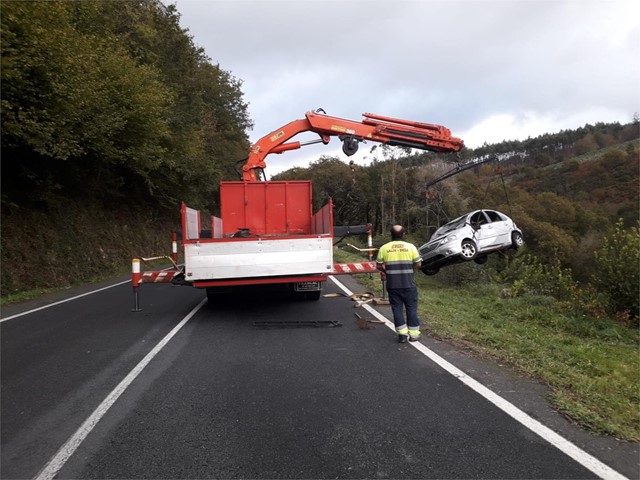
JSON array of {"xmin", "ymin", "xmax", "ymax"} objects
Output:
[
  {"xmin": 131, "ymin": 258, "xmax": 142, "ymax": 312},
  {"xmin": 132, "ymin": 286, "xmax": 141, "ymax": 312},
  {"xmin": 381, "ymin": 276, "xmax": 387, "ymax": 300}
]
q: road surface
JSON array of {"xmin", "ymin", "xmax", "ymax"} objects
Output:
[{"xmin": 1, "ymin": 275, "xmax": 637, "ymax": 479}]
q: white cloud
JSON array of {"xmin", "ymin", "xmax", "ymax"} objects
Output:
[
  {"xmin": 460, "ymin": 107, "xmax": 634, "ymax": 148},
  {"xmin": 173, "ymin": 0, "xmax": 640, "ymax": 167}
]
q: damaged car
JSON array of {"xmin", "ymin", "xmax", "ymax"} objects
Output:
[{"xmin": 418, "ymin": 209, "xmax": 523, "ymax": 275}]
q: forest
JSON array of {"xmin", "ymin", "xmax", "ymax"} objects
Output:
[
  {"xmin": 1, "ymin": 0, "xmax": 639, "ymax": 325},
  {"xmin": 1, "ymin": 0, "xmax": 251, "ymax": 212}
]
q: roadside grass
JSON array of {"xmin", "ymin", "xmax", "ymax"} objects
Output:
[
  {"xmin": 334, "ymin": 247, "xmax": 640, "ymax": 442},
  {"xmin": 1, "ymin": 287, "xmax": 60, "ymax": 306},
  {"xmin": 0, "ymin": 259, "xmax": 168, "ymax": 307}
]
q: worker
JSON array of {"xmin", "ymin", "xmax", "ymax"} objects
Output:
[{"xmin": 376, "ymin": 225, "xmax": 423, "ymax": 343}]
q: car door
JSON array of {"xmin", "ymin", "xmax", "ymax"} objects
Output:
[
  {"xmin": 484, "ymin": 210, "xmax": 511, "ymax": 247},
  {"xmin": 473, "ymin": 210, "xmax": 503, "ymax": 249},
  {"xmin": 469, "ymin": 211, "xmax": 494, "ymax": 250}
]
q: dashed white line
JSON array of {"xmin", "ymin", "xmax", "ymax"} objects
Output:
[
  {"xmin": 328, "ymin": 275, "xmax": 628, "ymax": 480},
  {"xmin": 34, "ymin": 298, "xmax": 207, "ymax": 480}
]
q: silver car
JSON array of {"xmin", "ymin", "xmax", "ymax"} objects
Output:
[{"xmin": 418, "ymin": 209, "xmax": 523, "ymax": 275}]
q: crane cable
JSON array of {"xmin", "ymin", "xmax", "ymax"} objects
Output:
[{"xmin": 481, "ymin": 166, "xmax": 512, "ymax": 217}]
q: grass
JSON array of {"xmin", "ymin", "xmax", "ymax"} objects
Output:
[
  {"xmin": 0, "ymin": 258, "xmax": 173, "ymax": 307},
  {"xmin": 1, "ymin": 287, "xmax": 61, "ymax": 306},
  {"xmin": 335, "ymin": 247, "xmax": 640, "ymax": 442}
]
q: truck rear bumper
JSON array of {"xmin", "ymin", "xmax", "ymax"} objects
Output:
[{"xmin": 192, "ymin": 274, "xmax": 327, "ymax": 288}]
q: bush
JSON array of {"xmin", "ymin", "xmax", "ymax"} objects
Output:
[
  {"xmin": 510, "ymin": 254, "xmax": 579, "ymax": 301},
  {"xmin": 591, "ymin": 221, "xmax": 640, "ymax": 323}
]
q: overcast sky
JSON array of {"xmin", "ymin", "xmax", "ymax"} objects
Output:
[{"xmin": 172, "ymin": 0, "xmax": 640, "ymax": 175}]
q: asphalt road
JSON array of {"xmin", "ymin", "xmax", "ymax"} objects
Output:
[{"xmin": 1, "ymin": 275, "xmax": 637, "ymax": 479}]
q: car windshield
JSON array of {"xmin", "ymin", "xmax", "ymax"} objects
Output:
[{"xmin": 432, "ymin": 215, "xmax": 469, "ymax": 238}]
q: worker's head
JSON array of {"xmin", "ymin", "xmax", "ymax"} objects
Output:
[{"xmin": 390, "ymin": 225, "xmax": 405, "ymax": 240}]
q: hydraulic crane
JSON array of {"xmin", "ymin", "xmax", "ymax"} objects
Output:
[{"xmin": 241, "ymin": 109, "xmax": 464, "ymax": 181}]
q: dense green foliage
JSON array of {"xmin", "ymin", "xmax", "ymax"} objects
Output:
[
  {"xmin": 1, "ymin": 0, "xmax": 251, "ymax": 211},
  {"xmin": 592, "ymin": 222, "xmax": 640, "ymax": 320}
]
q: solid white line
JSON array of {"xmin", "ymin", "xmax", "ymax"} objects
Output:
[
  {"xmin": 328, "ymin": 276, "xmax": 628, "ymax": 480},
  {"xmin": 0, "ymin": 280, "xmax": 131, "ymax": 323},
  {"xmin": 34, "ymin": 298, "xmax": 208, "ymax": 480}
]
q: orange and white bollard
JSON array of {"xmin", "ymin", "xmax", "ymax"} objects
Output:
[
  {"xmin": 171, "ymin": 231, "xmax": 178, "ymax": 265},
  {"xmin": 132, "ymin": 258, "xmax": 142, "ymax": 312}
]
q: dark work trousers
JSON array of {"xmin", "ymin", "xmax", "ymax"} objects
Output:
[{"xmin": 387, "ymin": 287, "xmax": 420, "ymax": 336}]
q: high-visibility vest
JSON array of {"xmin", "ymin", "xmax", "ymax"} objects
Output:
[{"xmin": 376, "ymin": 240, "xmax": 420, "ymax": 289}]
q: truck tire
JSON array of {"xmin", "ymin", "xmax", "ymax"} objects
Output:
[{"xmin": 206, "ymin": 287, "xmax": 220, "ymax": 303}]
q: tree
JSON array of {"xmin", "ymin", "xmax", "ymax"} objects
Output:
[
  {"xmin": 534, "ymin": 192, "xmax": 577, "ymax": 233},
  {"xmin": 1, "ymin": 1, "xmax": 174, "ymax": 202},
  {"xmin": 592, "ymin": 221, "xmax": 640, "ymax": 321},
  {"xmin": 1, "ymin": 0, "xmax": 251, "ymax": 210},
  {"xmin": 573, "ymin": 134, "xmax": 599, "ymax": 155}
]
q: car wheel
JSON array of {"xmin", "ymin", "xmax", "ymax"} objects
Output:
[
  {"xmin": 474, "ymin": 255, "xmax": 488, "ymax": 265},
  {"xmin": 422, "ymin": 266, "xmax": 440, "ymax": 275},
  {"xmin": 511, "ymin": 231, "xmax": 524, "ymax": 249},
  {"xmin": 460, "ymin": 240, "xmax": 477, "ymax": 260}
]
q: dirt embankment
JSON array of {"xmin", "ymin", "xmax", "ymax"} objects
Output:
[{"xmin": 1, "ymin": 200, "xmax": 178, "ymax": 297}]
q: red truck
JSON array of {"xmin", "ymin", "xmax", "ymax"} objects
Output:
[{"xmin": 131, "ymin": 110, "xmax": 462, "ymax": 308}]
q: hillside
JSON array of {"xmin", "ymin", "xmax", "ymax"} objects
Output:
[
  {"xmin": 2, "ymin": 126, "xmax": 638, "ymax": 306},
  {"xmin": 509, "ymin": 140, "xmax": 639, "ymax": 224}
]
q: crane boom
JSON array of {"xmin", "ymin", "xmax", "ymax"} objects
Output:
[{"xmin": 242, "ymin": 110, "xmax": 464, "ymax": 181}]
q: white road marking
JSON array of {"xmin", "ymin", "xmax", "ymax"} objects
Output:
[
  {"xmin": 328, "ymin": 275, "xmax": 628, "ymax": 480},
  {"xmin": 0, "ymin": 280, "xmax": 131, "ymax": 323},
  {"xmin": 2, "ymin": 265, "xmax": 184, "ymax": 323},
  {"xmin": 34, "ymin": 298, "xmax": 208, "ymax": 480}
]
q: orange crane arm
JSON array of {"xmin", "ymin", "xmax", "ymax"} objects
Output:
[{"xmin": 242, "ymin": 110, "xmax": 464, "ymax": 181}]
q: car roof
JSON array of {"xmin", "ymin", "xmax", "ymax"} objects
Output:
[{"xmin": 440, "ymin": 209, "xmax": 506, "ymax": 227}]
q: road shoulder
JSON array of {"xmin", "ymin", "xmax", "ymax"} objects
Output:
[{"xmin": 333, "ymin": 273, "xmax": 640, "ymax": 480}]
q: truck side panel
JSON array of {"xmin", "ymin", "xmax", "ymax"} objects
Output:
[{"xmin": 220, "ymin": 181, "xmax": 312, "ymax": 236}]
